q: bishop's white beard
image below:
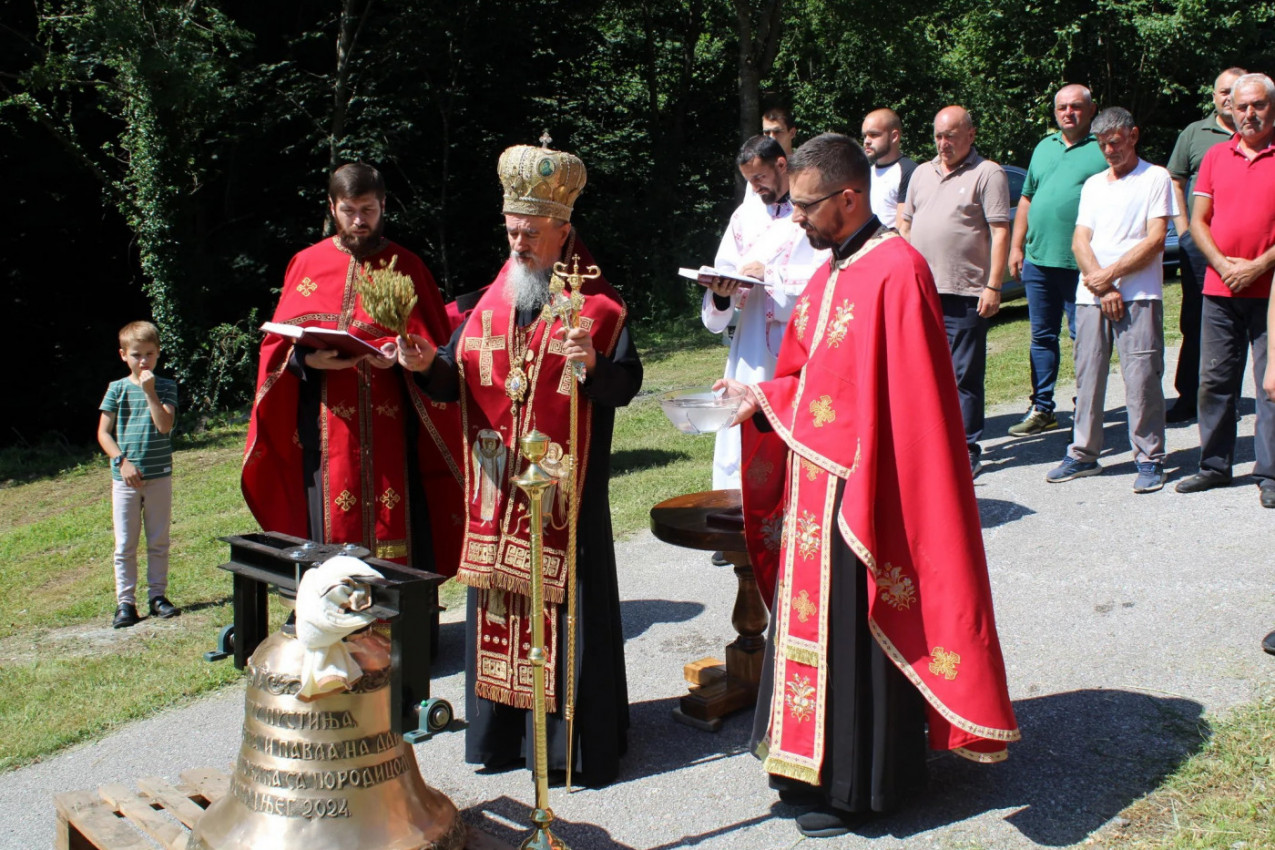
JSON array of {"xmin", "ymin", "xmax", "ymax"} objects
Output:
[{"xmin": 505, "ymin": 258, "xmax": 553, "ymax": 313}]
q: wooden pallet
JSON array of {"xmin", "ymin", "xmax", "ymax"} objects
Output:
[
  {"xmin": 54, "ymin": 768, "xmax": 227, "ymax": 850},
  {"xmin": 53, "ymin": 767, "xmax": 511, "ymax": 850}
]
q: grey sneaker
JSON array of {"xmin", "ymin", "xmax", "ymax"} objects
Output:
[
  {"xmin": 1132, "ymin": 462, "xmax": 1166, "ymax": 493},
  {"xmin": 1045, "ymin": 456, "xmax": 1102, "ymax": 483},
  {"xmin": 1008, "ymin": 408, "xmax": 1059, "ymax": 437},
  {"xmin": 970, "ymin": 449, "xmax": 983, "ymax": 479}
]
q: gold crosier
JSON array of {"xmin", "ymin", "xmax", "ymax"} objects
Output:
[
  {"xmin": 514, "ymin": 430, "xmax": 571, "ymax": 850},
  {"xmin": 541, "ymin": 255, "xmax": 598, "ymax": 792}
]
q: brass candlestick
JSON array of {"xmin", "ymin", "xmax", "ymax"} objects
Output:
[{"xmin": 513, "ymin": 430, "xmax": 571, "ymax": 850}]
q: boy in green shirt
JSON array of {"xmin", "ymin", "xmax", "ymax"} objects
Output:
[{"xmin": 96, "ymin": 321, "xmax": 181, "ymax": 628}]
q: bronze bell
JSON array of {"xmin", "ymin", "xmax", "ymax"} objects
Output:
[{"xmin": 191, "ymin": 628, "xmax": 464, "ymax": 850}]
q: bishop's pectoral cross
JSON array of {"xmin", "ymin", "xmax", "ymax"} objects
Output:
[{"xmin": 544, "ymin": 255, "xmax": 600, "ymax": 386}]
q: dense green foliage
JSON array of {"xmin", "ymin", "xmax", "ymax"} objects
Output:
[{"xmin": 2, "ymin": 0, "xmax": 1271, "ymax": 444}]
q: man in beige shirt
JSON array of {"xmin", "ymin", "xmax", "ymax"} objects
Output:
[{"xmin": 900, "ymin": 106, "xmax": 1011, "ymax": 476}]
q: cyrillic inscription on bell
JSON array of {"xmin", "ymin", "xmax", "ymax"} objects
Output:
[{"xmin": 191, "ymin": 557, "xmax": 464, "ymax": 850}]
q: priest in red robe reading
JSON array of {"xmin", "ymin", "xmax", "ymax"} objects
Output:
[
  {"xmin": 243, "ymin": 163, "xmax": 463, "ymax": 576},
  {"xmin": 716, "ymin": 133, "xmax": 1019, "ymax": 839},
  {"xmin": 397, "ymin": 141, "xmax": 642, "ymax": 788}
]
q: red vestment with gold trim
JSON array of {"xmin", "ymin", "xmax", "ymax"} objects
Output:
[
  {"xmin": 242, "ymin": 237, "xmax": 464, "ymax": 574},
  {"xmin": 740, "ymin": 229, "xmax": 1019, "ymax": 785},
  {"xmin": 453, "ymin": 241, "xmax": 626, "ymax": 711}
]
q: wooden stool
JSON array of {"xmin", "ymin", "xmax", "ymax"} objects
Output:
[{"xmin": 650, "ymin": 489, "xmax": 769, "ymax": 731}]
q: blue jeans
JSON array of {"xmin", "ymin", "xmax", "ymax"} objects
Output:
[
  {"xmin": 941, "ymin": 294, "xmax": 988, "ymax": 456},
  {"xmin": 1023, "ymin": 260, "xmax": 1078, "ymax": 413}
]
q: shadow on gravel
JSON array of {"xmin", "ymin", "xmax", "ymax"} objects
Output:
[
  {"xmin": 622, "ymin": 599, "xmax": 705, "ymax": 640},
  {"xmin": 458, "ymin": 689, "xmax": 1204, "ymax": 847},
  {"xmin": 463, "ymin": 794, "xmax": 775, "ymax": 849},
  {"xmin": 862, "ymin": 688, "xmax": 1206, "ymax": 845},
  {"xmin": 977, "ymin": 497, "xmax": 1036, "ymax": 529},
  {"xmin": 430, "ymin": 619, "xmax": 466, "ymax": 679}
]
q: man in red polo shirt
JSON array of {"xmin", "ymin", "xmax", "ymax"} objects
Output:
[{"xmin": 1176, "ymin": 73, "xmax": 1275, "ymax": 508}]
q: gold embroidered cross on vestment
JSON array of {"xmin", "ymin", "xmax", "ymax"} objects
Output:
[
  {"xmin": 929, "ymin": 647, "xmax": 961, "ymax": 681},
  {"xmin": 465, "ymin": 310, "xmax": 507, "ymax": 388},
  {"xmin": 792, "ymin": 589, "xmax": 817, "ymax": 623},
  {"xmin": 810, "ymin": 395, "xmax": 836, "ymax": 427}
]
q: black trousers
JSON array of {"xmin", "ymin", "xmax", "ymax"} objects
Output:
[{"xmin": 1197, "ymin": 294, "xmax": 1274, "ymax": 481}]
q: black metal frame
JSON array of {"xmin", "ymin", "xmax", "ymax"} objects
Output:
[{"xmin": 215, "ymin": 532, "xmax": 443, "ymax": 734}]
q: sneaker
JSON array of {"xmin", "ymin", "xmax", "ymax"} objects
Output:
[
  {"xmin": 1045, "ymin": 457, "xmax": 1102, "ymax": 483},
  {"xmin": 1132, "ymin": 462, "xmax": 1166, "ymax": 493},
  {"xmin": 969, "ymin": 449, "xmax": 983, "ymax": 479},
  {"xmin": 710, "ymin": 551, "xmax": 729, "ymax": 567},
  {"xmin": 149, "ymin": 596, "xmax": 182, "ymax": 618},
  {"xmin": 113, "ymin": 603, "xmax": 140, "ymax": 629},
  {"xmin": 1008, "ymin": 408, "xmax": 1059, "ymax": 437}
]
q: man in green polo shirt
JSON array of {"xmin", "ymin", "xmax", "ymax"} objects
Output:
[
  {"xmin": 1007, "ymin": 84, "xmax": 1109, "ymax": 436},
  {"xmin": 1164, "ymin": 67, "xmax": 1247, "ymax": 423}
]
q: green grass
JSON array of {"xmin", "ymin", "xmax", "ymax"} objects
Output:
[
  {"xmin": 0, "ymin": 426, "xmax": 258, "ymax": 769},
  {"xmin": 1099, "ymin": 697, "xmax": 1275, "ymax": 848}
]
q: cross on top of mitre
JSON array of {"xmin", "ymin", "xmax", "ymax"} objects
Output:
[{"xmin": 539, "ymin": 130, "xmax": 553, "ymax": 148}]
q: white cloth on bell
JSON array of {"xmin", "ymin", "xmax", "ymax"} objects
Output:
[{"xmin": 294, "ymin": 555, "xmax": 383, "ymax": 699}]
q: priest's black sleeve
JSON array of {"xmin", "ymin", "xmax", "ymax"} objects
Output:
[
  {"xmin": 413, "ymin": 324, "xmax": 464, "ymax": 402},
  {"xmin": 582, "ymin": 326, "xmax": 643, "ymax": 408}
]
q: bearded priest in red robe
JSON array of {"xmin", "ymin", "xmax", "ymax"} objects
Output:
[
  {"xmin": 243, "ymin": 163, "xmax": 463, "ymax": 576},
  {"xmin": 398, "ymin": 141, "xmax": 642, "ymax": 788},
  {"xmin": 717, "ymin": 133, "xmax": 1019, "ymax": 839}
]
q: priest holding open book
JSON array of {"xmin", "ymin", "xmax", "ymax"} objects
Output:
[
  {"xmin": 242, "ymin": 163, "xmax": 463, "ymax": 576},
  {"xmin": 700, "ymin": 135, "xmax": 829, "ymax": 492}
]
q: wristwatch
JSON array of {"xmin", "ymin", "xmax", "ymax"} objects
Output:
[{"xmin": 112, "ymin": 455, "xmax": 126, "ymax": 469}]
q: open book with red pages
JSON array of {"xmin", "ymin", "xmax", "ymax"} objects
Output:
[
  {"xmin": 260, "ymin": 321, "xmax": 385, "ymax": 359},
  {"xmin": 677, "ymin": 266, "xmax": 757, "ymax": 288}
]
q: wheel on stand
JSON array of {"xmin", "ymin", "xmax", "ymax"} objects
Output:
[
  {"xmin": 403, "ymin": 697, "xmax": 454, "ymax": 744},
  {"xmin": 203, "ymin": 625, "xmax": 236, "ymax": 662}
]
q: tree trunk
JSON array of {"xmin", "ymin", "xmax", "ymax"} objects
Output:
[
  {"xmin": 732, "ymin": 0, "xmax": 784, "ymax": 201},
  {"xmin": 326, "ymin": 0, "xmax": 374, "ymax": 233}
]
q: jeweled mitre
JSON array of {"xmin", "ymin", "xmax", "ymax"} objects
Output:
[{"xmin": 498, "ymin": 144, "xmax": 587, "ymax": 222}]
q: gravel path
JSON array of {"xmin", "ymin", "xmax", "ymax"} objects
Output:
[{"xmin": 3, "ymin": 350, "xmax": 1272, "ymax": 849}]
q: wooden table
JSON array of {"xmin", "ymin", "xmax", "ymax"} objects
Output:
[{"xmin": 649, "ymin": 489, "xmax": 769, "ymax": 731}]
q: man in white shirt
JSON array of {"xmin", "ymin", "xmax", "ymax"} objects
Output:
[
  {"xmin": 700, "ymin": 135, "xmax": 829, "ymax": 490},
  {"xmin": 1046, "ymin": 107, "xmax": 1177, "ymax": 493},
  {"xmin": 862, "ymin": 108, "xmax": 917, "ymax": 227}
]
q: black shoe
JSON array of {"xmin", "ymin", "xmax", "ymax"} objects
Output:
[
  {"xmin": 795, "ymin": 808, "xmax": 863, "ymax": 838},
  {"xmin": 149, "ymin": 596, "xmax": 181, "ymax": 618},
  {"xmin": 1165, "ymin": 403, "xmax": 1197, "ymax": 424},
  {"xmin": 1263, "ymin": 631, "xmax": 1275, "ymax": 656},
  {"xmin": 113, "ymin": 603, "xmax": 140, "ymax": 629},
  {"xmin": 1174, "ymin": 471, "xmax": 1232, "ymax": 494},
  {"xmin": 777, "ymin": 785, "xmax": 824, "ymax": 807},
  {"xmin": 1261, "ymin": 482, "xmax": 1275, "ymax": 509}
]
